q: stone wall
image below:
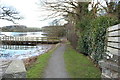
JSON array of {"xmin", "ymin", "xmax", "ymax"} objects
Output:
[{"xmin": 2, "ymin": 60, "xmax": 26, "ymax": 78}]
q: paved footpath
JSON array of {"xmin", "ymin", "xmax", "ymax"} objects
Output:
[{"xmin": 43, "ymin": 44, "xmax": 69, "ymax": 78}]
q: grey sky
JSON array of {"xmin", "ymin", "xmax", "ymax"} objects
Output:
[
  {"xmin": 0, "ymin": 0, "xmax": 52, "ymax": 28},
  {"xmin": 0, "ymin": 0, "xmax": 119, "ymax": 28}
]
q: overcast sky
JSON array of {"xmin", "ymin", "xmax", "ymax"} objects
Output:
[
  {"xmin": 0, "ymin": 0, "xmax": 53, "ymax": 28},
  {"xmin": 0, "ymin": 0, "xmax": 118, "ymax": 28},
  {"xmin": 0, "ymin": 0, "xmax": 102, "ymax": 28}
]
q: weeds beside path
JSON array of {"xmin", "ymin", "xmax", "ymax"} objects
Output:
[{"xmin": 27, "ymin": 44, "xmax": 59, "ymax": 78}]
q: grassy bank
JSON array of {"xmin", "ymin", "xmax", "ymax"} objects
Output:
[
  {"xmin": 27, "ymin": 45, "xmax": 58, "ymax": 78},
  {"xmin": 64, "ymin": 44, "xmax": 101, "ymax": 78}
]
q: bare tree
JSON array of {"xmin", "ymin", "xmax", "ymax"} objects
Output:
[
  {"xmin": 39, "ymin": 0, "xmax": 90, "ymax": 24},
  {"xmin": 0, "ymin": 5, "xmax": 23, "ymax": 23},
  {"xmin": 98, "ymin": 0, "xmax": 119, "ymax": 16}
]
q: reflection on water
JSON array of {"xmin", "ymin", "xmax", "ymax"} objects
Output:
[{"xmin": 0, "ymin": 44, "xmax": 53, "ymax": 60}]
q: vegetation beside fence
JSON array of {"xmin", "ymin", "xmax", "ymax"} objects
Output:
[{"xmin": 66, "ymin": 16, "xmax": 119, "ymax": 63}]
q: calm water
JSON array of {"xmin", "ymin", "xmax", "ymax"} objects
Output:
[
  {"xmin": 0, "ymin": 32, "xmax": 52, "ymax": 60},
  {"xmin": 1, "ymin": 32, "xmax": 45, "ymax": 37}
]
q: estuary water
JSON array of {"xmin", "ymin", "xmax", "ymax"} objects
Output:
[{"xmin": 0, "ymin": 32, "xmax": 53, "ymax": 60}]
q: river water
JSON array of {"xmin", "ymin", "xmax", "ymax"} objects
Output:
[
  {"xmin": 1, "ymin": 32, "xmax": 45, "ymax": 37},
  {"xmin": 0, "ymin": 32, "xmax": 53, "ymax": 60}
]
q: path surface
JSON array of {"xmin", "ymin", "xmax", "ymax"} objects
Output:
[{"xmin": 43, "ymin": 44, "xmax": 69, "ymax": 78}]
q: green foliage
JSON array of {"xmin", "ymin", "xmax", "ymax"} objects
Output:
[
  {"xmin": 64, "ymin": 44, "xmax": 101, "ymax": 78},
  {"xmin": 77, "ymin": 16, "xmax": 119, "ymax": 63}
]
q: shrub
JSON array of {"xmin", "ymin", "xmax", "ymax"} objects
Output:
[{"xmin": 77, "ymin": 16, "xmax": 119, "ymax": 63}]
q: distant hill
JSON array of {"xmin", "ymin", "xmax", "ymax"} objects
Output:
[
  {"xmin": 2, "ymin": 25, "xmax": 42, "ymax": 32},
  {"xmin": 5, "ymin": 25, "xmax": 27, "ymax": 29},
  {"xmin": 2, "ymin": 25, "xmax": 27, "ymax": 32}
]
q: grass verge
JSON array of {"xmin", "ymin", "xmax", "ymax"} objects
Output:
[
  {"xmin": 64, "ymin": 44, "xmax": 101, "ymax": 78},
  {"xmin": 27, "ymin": 44, "xmax": 58, "ymax": 78}
]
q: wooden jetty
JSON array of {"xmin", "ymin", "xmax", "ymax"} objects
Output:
[{"xmin": 0, "ymin": 36, "xmax": 60, "ymax": 45}]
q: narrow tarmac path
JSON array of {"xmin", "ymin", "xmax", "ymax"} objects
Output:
[{"xmin": 43, "ymin": 44, "xmax": 69, "ymax": 78}]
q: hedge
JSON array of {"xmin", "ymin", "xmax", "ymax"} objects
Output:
[{"xmin": 77, "ymin": 16, "xmax": 119, "ymax": 63}]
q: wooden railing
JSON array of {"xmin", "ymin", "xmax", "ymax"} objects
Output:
[
  {"xmin": 0, "ymin": 36, "xmax": 60, "ymax": 45},
  {"xmin": 99, "ymin": 24, "xmax": 120, "ymax": 79},
  {"xmin": 0, "ymin": 36, "xmax": 59, "ymax": 42}
]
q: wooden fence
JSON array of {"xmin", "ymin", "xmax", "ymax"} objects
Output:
[{"xmin": 99, "ymin": 24, "xmax": 120, "ymax": 79}]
